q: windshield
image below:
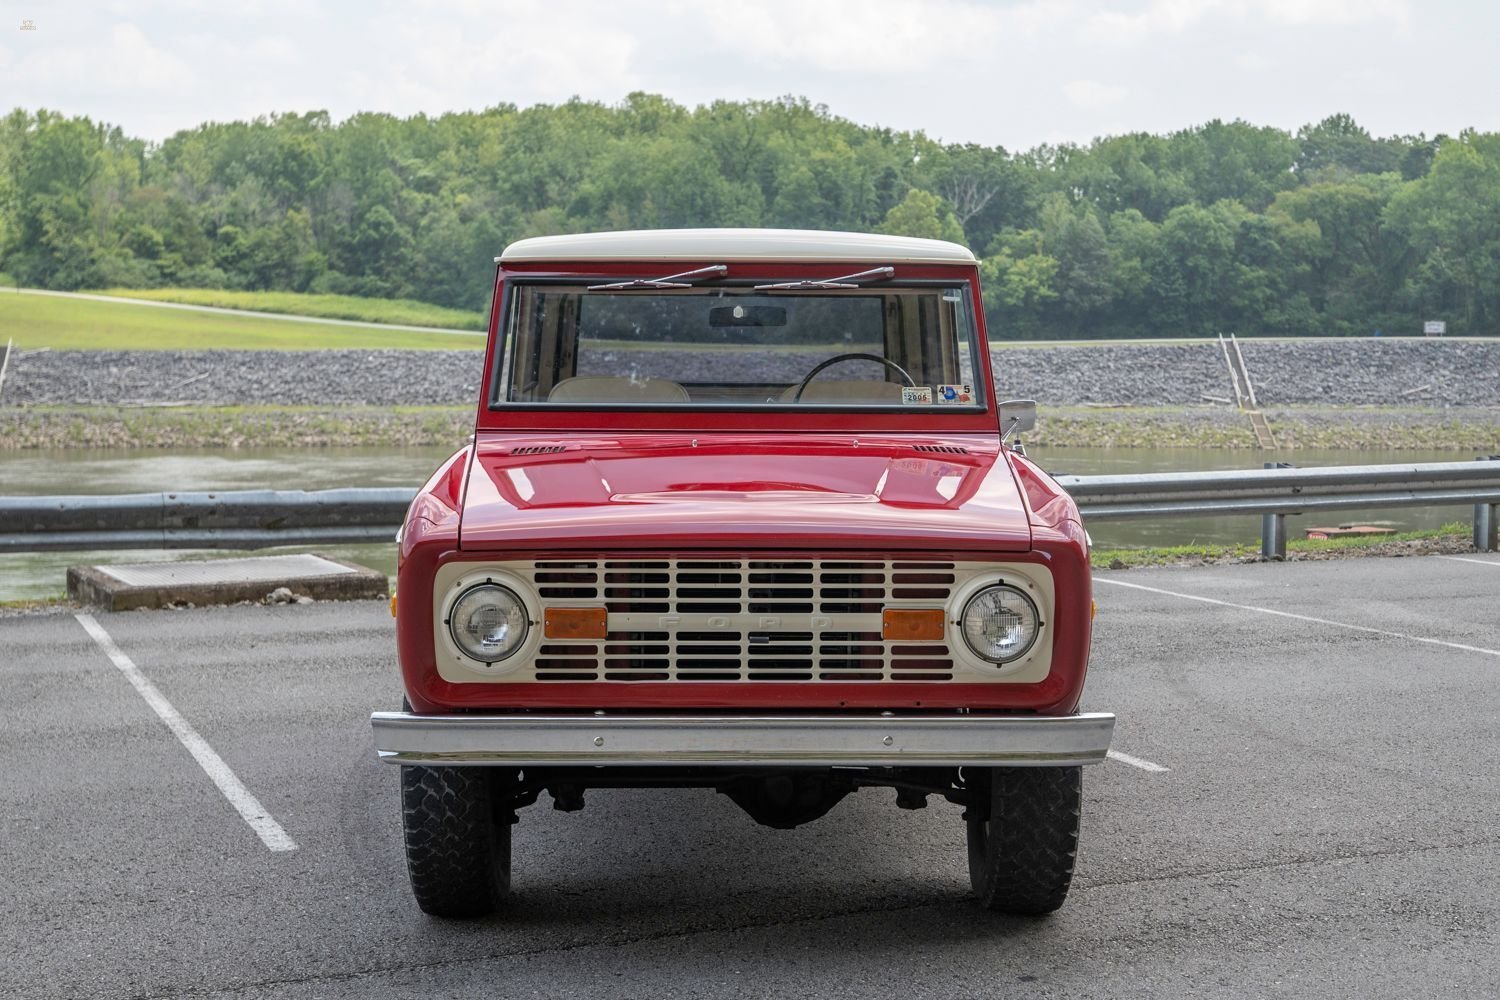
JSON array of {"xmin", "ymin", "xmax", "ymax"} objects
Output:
[{"xmin": 493, "ymin": 283, "xmax": 984, "ymax": 409}]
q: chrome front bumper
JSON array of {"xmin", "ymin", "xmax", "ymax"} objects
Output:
[{"xmin": 370, "ymin": 711, "xmax": 1115, "ymax": 767}]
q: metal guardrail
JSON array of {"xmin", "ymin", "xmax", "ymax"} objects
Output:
[
  {"xmin": 1, "ymin": 460, "xmax": 1497, "ymax": 557},
  {"xmin": 1055, "ymin": 458, "xmax": 1500, "ymax": 557},
  {"xmin": 0, "ymin": 488, "xmax": 415, "ymax": 553}
]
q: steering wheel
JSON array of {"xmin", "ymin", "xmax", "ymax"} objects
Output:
[{"xmin": 791, "ymin": 352, "xmax": 916, "ymax": 402}]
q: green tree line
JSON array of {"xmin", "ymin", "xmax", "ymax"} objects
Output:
[{"xmin": 2, "ymin": 95, "xmax": 1496, "ymax": 338}]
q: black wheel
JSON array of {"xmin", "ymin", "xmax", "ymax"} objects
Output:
[
  {"xmin": 965, "ymin": 766, "xmax": 1081, "ymax": 915},
  {"xmin": 401, "ymin": 765, "xmax": 513, "ymax": 918}
]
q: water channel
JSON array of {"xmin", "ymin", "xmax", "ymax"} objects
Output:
[{"xmin": 0, "ymin": 444, "xmax": 1477, "ymax": 601}]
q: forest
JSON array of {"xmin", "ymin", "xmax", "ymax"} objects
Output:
[{"xmin": 1, "ymin": 94, "xmax": 1496, "ymax": 339}]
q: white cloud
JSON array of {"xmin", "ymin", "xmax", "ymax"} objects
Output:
[
  {"xmin": 249, "ymin": 35, "xmax": 296, "ymax": 62},
  {"xmin": 1063, "ymin": 79, "xmax": 1128, "ymax": 110},
  {"xmin": 700, "ymin": 0, "xmax": 1059, "ymax": 74},
  {"xmin": 1086, "ymin": 0, "xmax": 1221, "ymax": 42},
  {"xmin": 111, "ymin": 23, "xmax": 194, "ymax": 90},
  {"xmin": 9, "ymin": 21, "xmax": 194, "ymax": 98},
  {"xmin": 0, "ymin": 0, "xmax": 1492, "ymax": 154},
  {"xmin": 342, "ymin": 4, "xmax": 642, "ymax": 116},
  {"xmin": 1087, "ymin": 0, "xmax": 1409, "ymax": 42},
  {"xmin": 100, "ymin": 0, "xmax": 311, "ymax": 15},
  {"xmin": 1258, "ymin": 0, "xmax": 1410, "ymax": 26}
]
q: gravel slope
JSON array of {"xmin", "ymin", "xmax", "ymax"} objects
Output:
[{"xmin": 3, "ymin": 339, "xmax": 1498, "ymax": 407}]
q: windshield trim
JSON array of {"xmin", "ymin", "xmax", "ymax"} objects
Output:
[{"xmin": 485, "ymin": 277, "xmax": 989, "ymax": 416}]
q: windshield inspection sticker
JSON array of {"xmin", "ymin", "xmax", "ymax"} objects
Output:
[
  {"xmin": 902, "ymin": 386, "xmax": 934, "ymax": 405},
  {"xmin": 936, "ymin": 384, "xmax": 974, "ymax": 404}
]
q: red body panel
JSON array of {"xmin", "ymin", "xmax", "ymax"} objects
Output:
[
  {"xmin": 397, "ymin": 543, "xmax": 1090, "ymax": 717},
  {"xmin": 459, "ymin": 433, "xmax": 1031, "ymax": 552},
  {"xmin": 396, "ymin": 254, "xmax": 1094, "ymax": 719}
]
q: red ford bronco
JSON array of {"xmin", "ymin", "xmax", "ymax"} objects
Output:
[{"xmin": 371, "ymin": 229, "xmax": 1114, "ymax": 917}]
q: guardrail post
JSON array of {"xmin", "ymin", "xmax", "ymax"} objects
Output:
[
  {"xmin": 1477, "ymin": 503, "xmax": 1498, "ymax": 553},
  {"xmin": 1260, "ymin": 461, "xmax": 1292, "ymax": 560},
  {"xmin": 1262, "ymin": 513, "xmax": 1287, "ymax": 560},
  {"xmin": 1475, "ymin": 457, "xmax": 1500, "ymax": 553}
]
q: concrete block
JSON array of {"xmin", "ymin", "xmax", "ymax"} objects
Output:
[{"xmin": 68, "ymin": 553, "xmax": 388, "ymax": 611}]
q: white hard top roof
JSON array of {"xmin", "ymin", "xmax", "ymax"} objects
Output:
[{"xmin": 499, "ymin": 228, "xmax": 975, "ymax": 264}]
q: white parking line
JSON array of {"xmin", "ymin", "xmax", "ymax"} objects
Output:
[
  {"xmin": 1096, "ymin": 577, "xmax": 1500, "ymax": 659},
  {"xmin": 1107, "ymin": 749, "xmax": 1171, "ymax": 772},
  {"xmin": 1440, "ymin": 555, "xmax": 1500, "ymax": 568},
  {"xmin": 75, "ymin": 613, "xmax": 298, "ymax": 853}
]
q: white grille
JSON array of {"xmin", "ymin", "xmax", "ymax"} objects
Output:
[{"xmin": 522, "ymin": 558, "xmax": 959, "ymax": 682}]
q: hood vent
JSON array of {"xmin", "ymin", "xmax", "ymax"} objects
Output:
[
  {"xmin": 509, "ymin": 444, "xmax": 568, "ymax": 456},
  {"xmin": 913, "ymin": 444, "xmax": 969, "ymax": 455}
]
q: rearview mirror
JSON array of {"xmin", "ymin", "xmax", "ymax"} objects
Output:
[
  {"xmin": 709, "ymin": 305, "xmax": 787, "ymax": 327},
  {"xmin": 999, "ymin": 399, "xmax": 1036, "ymax": 437}
]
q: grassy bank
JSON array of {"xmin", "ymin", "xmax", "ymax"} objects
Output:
[
  {"xmin": 1033, "ymin": 405, "xmax": 1500, "ymax": 451},
  {"xmin": 1092, "ymin": 523, "xmax": 1473, "ymax": 569},
  {"xmin": 0, "ymin": 596, "xmax": 72, "ymax": 613},
  {"xmin": 0, "ymin": 404, "xmax": 474, "ymax": 449},
  {"xmin": 0, "ymin": 293, "xmax": 483, "ymax": 350},
  {"xmin": 94, "ymin": 288, "xmax": 486, "ymax": 331},
  {"xmin": 4, "ymin": 403, "xmax": 1499, "ymax": 451}
]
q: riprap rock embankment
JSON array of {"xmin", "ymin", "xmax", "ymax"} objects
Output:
[{"xmin": 3, "ymin": 340, "xmax": 1497, "ymax": 407}]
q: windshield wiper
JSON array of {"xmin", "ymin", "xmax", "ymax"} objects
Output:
[
  {"xmin": 753, "ymin": 266, "xmax": 894, "ymax": 291},
  {"xmin": 588, "ymin": 264, "xmax": 729, "ymax": 291}
]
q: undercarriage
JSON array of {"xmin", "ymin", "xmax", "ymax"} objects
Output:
[{"xmin": 489, "ymin": 764, "xmax": 976, "ymax": 829}]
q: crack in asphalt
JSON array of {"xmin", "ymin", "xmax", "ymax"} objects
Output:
[
  {"xmin": 122, "ymin": 893, "xmax": 953, "ymax": 1000},
  {"xmin": 1079, "ymin": 833, "xmax": 1500, "ymax": 890},
  {"xmin": 121, "ymin": 834, "xmax": 1500, "ymax": 1000}
]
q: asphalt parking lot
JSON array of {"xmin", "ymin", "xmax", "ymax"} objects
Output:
[{"xmin": 2, "ymin": 554, "xmax": 1497, "ymax": 999}]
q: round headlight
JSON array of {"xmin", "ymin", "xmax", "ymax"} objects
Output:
[
  {"xmin": 448, "ymin": 584, "xmax": 529, "ymax": 662},
  {"xmin": 961, "ymin": 585, "xmax": 1040, "ymax": 663}
]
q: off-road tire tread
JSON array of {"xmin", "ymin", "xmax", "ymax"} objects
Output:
[
  {"xmin": 967, "ymin": 766, "xmax": 1081, "ymax": 916},
  {"xmin": 401, "ymin": 764, "xmax": 511, "ymax": 918}
]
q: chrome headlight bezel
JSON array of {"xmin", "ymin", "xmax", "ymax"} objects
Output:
[
  {"xmin": 446, "ymin": 582, "xmax": 530, "ymax": 663},
  {"xmin": 960, "ymin": 583, "xmax": 1042, "ymax": 664}
]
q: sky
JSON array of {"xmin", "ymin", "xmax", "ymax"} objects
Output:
[{"xmin": 2, "ymin": 0, "xmax": 1497, "ymax": 150}]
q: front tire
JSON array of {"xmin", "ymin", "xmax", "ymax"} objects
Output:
[
  {"xmin": 966, "ymin": 766, "xmax": 1081, "ymax": 915},
  {"xmin": 401, "ymin": 765, "xmax": 512, "ymax": 918}
]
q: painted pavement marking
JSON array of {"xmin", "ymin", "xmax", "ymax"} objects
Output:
[
  {"xmin": 75, "ymin": 613, "xmax": 298, "ymax": 852},
  {"xmin": 1440, "ymin": 555, "xmax": 1500, "ymax": 568},
  {"xmin": 1106, "ymin": 749, "xmax": 1171, "ymax": 772},
  {"xmin": 1096, "ymin": 577, "xmax": 1500, "ymax": 659}
]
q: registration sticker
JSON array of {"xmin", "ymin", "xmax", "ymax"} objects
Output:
[
  {"xmin": 901, "ymin": 386, "xmax": 934, "ymax": 405},
  {"xmin": 936, "ymin": 384, "xmax": 974, "ymax": 404}
]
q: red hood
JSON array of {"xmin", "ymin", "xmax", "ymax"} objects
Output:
[{"xmin": 459, "ymin": 433, "xmax": 1031, "ymax": 552}]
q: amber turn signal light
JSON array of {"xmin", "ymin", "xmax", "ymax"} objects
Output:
[
  {"xmin": 882, "ymin": 609, "xmax": 946, "ymax": 641},
  {"xmin": 544, "ymin": 607, "xmax": 607, "ymax": 640}
]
